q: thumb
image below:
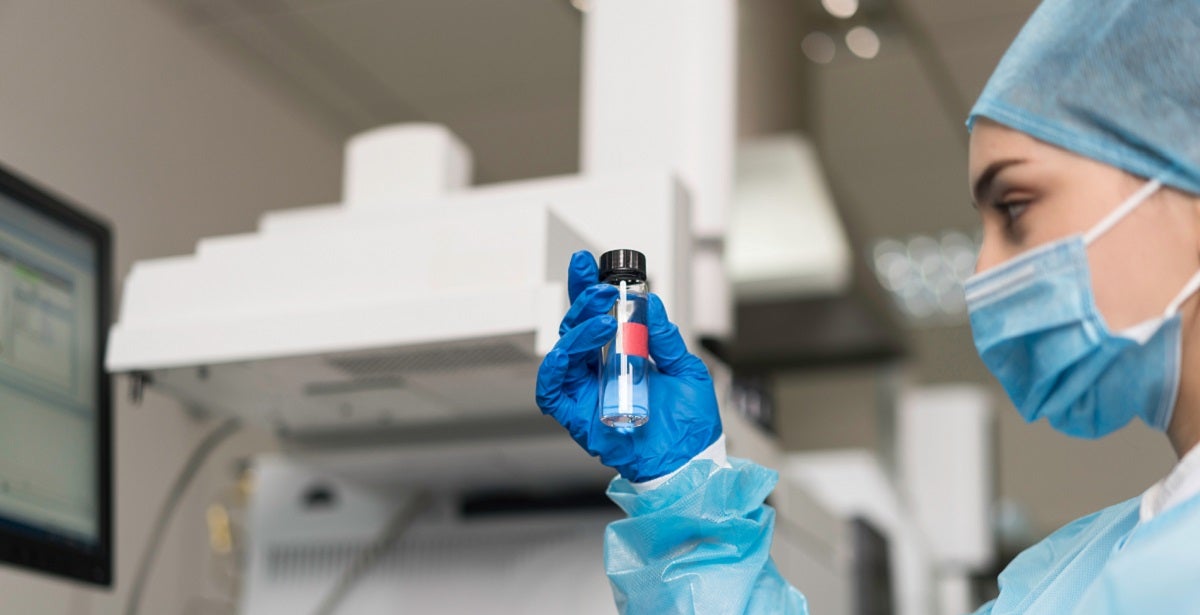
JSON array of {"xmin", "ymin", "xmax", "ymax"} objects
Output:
[{"xmin": 568, "ymin": 250, "xmax": 599, "ymax": 304}]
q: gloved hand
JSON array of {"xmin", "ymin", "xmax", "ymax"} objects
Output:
[{"xmin": 536, "ymin": 250, "xmax": 722, "ymax": 483}]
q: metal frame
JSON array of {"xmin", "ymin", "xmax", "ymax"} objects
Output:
[{"xmin": 0, "ymin": 162, "xmax": 113, "ymax": 587}]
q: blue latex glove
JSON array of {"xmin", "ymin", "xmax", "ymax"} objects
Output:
[{"xmin": 536, "ymin": 250, "xmax": 722, "ymax": 483}]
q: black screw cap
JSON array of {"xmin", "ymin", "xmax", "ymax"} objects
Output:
[{"xmin": 598, "ymin": 249, "xmax": 647, "ymax": 283}]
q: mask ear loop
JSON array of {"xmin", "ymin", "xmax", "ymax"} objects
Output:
[
  {"xmin": 1154, "ymin": 264, "xmax": 1200, "ymax": 434},
  {"xmin": 1084, "ymin": 179, "xmax": 1164, "ymax": 245},
  {"xmin": 1166, "ymin": 270, "xmax": 1200, "ymax": 317}
]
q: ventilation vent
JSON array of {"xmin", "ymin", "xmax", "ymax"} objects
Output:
[
  {"xmin": 267, "ymin": 541, "xmax": 362, "ymax": 580},
  {"xmin": 304, "ymin": 377, "xmax": 406, "ymax": 397},
  {"xmin": 327, "ymin": 341, "xmax": 533, "ymax": 376},
  {"xmin": 265, "ymin": 527, "xmax": 586, "ymax": 582}
]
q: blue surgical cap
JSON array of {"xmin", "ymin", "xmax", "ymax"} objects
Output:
[{"xmin": 968, "ymin": 0, "xmax": 1200, "ymax": 195}]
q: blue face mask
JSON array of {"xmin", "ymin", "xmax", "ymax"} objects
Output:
[{"xmin": 965, "ymin": 180, "xmax": 1200, "ymax": 438}]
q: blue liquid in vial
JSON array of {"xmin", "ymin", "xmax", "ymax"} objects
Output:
[{"xmin": 599, "ymin": 282, "xmax": 649, "ymax": 428}]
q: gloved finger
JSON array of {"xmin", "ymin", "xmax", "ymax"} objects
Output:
[
  {"xmin": 647, "ymin": 293, "xmax": 709, "ymax": 378},
  {"xmin": 535, "ymin": 348, "xmax": 570, "ymax": 412},
  {"xmin": 560, "ymin": 284, "xmax": 619, "ymax": 335},
  {"xmin": 557, "ymin": 313, "xmax": 616, "ymax": 354},
  {"xmin": 537, "ymin": 315, "xmax": 616, "ymax": 412},
  {"xmin": 557, "ymin": 313, "xmax": 616, "ymax": 390},
  {"xmin": 568, "ymin": 250, "xmax": 599, "ymax": 304}
]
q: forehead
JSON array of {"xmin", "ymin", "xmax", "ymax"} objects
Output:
[{"xmin": 968, "ymin": 120, "xmax": 1037, "ymax": 176}]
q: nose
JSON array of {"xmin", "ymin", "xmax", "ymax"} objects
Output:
[
  {"xmin": 973, "ymin": 252, "xmax": 989, "ymax": 276},
  {"xmin": 974, "ymin": 230, "xmax": 1022, "ymax": 276},
  {"xmin": 973, "ymin": 232, "xmax": 1004, "ymax": 276},
  {"xmin": 969, "ymin": 221, "xmax": 1017, "ymax": 273}
]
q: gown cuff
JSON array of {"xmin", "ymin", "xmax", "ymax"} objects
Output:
[{"xmin": 628, "ymin": 434, "xmax": 731, "ymax": 493}]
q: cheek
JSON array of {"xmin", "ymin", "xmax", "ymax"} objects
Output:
[
  {"xmin": 973, "ymin": 205, "xmax": 1094, "ymax": 275},
  {"xmin": 1088, "ymin": 208, "xmax": 1198, "ymax": 330},
  {"xmin": 974, "ymin": 185, "xmax": 1137, "ymax": 276}
]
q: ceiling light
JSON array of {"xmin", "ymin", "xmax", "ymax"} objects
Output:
[
  {"xmin": 846, "ymin": 26, "xmax": 881, "ymax": 59},
  {"xmin": 821, "ymin": 0, "xmax": 859, "ymax": 19},
  {"xmin": 801, "ymin": 32, "xmax": 836, "ymax": 65}
]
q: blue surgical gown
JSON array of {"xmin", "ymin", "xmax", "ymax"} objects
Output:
[
  {"xmin": 603, "ymin": 457, "xmax": 1200, "ymax": 615},
  {"xmin": 977, "ymin": 492, "xmax": 1200, "ymax": 614}
]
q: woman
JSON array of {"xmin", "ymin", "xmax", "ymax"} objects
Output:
[{"xmin": 535, "ymin": 0, "xmax": 1200, "ymax": 612}]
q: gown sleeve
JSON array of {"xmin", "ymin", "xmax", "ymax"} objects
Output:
[{"xmin": 603, "ymin": 457, "xmax": 810, "ymax": 615}]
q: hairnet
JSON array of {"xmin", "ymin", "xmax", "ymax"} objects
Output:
[{"xmin": 968, "ymin": 0, "xmax": 1200, "ymax": 195}]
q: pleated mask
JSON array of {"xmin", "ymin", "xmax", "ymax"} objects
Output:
[{"xmin": 966, "ymin": 180, "xmax": 1200, "ymax": 438}]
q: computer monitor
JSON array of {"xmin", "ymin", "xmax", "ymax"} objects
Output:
[{"xmin": 0, "ymin": 164, "xmax": 112, "ymax": 586}]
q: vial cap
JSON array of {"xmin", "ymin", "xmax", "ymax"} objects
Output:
[{"xmin": 599, "ymin": 249, "xmax": 647, "ymax": 283}]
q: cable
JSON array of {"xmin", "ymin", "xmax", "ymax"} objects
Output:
[
  {"xmin": 312, "ymin": 489, "xmax": 432, "ymax": 615},
  {"xmin": 125, "ymin": 417, "xmax": 243, "ymax": 615}
]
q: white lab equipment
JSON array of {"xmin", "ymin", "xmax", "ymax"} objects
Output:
[
  {"xmin": 240, "ymin": 447, "xmax": 621, "ymax": 614},
  {"xmin": 107, "ymin": 125, "xmax": 856, "ymax": 614},
  {"xmin": 728, "ymin": 135, "xmax": 852, "ymax": 301},
  {"xmin": 784, "ymin": 449, "xmax": 937, "ymax": 615},
  {"xmin": 897, "ymin": 385, "xmax": 996, "ymax": 615},
  {"xmin": 342, "ymin": 124, "xmax": 472, "ymax": 207},
  {"xmin": 107, "ymin": 170, "xmax": 692, "ymax": 430},
  {"xmin": 582, "ymin": 0, "xmax": 736, "ymax": 338},
  {"xmin": 104, "ymin": 1, "xmax": 901, "ymax": 612},
  {"xmin": 778, "ymin": 383, "xmax": 997, "ymax": 615},
  {"xmin": 109, "ymin": 131, "xmax": 679, "ymax": 614}
]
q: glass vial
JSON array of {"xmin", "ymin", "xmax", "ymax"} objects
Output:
[{"xmin": 598, "ymin": 249, "xmax": 650, "ymax": 429}]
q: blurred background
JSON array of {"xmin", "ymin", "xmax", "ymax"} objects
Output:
[{"xmin": 0, "ymin": 1, "xmax": 1176, "ymax": 613}]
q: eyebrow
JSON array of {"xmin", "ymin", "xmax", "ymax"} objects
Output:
[{"xmin": 971, "ymin": 158, "xmax": 1026, "ymax": 207}]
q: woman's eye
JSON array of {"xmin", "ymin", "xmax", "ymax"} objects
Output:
[{"xmin": 996, "ymin": 201, "xmax": 1030, "ymax": 226}]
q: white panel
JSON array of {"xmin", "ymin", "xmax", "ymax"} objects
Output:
[
  {"xmin": 728, "ymin": 134, "xmax": 852, "ymax": 300},
  {"xmin": 767, "ymin": 462, "xmax": 851, "ymax": 615},
  {"xmin": 897, "ymin": 385, "xmax": 995, "ymax": 570},
  {"xmin": 343, "ymin": 123, "xmax": 472, "ymax": 207},
  {"xmin": 255, "ymin": 172, "xmax": 693, "ymax": 341},
  {"xmin": 108, "ymin": 201, "xmax": 569, "ymax": 370},
  {"xmin": 784, "ymin": 450, "xmax": 936, "ymax": 615},
  {"xmin": 938, "ymin": 574, "xmax": 974, "ymax": 615},
  {"xmin": 692, "ymin": 242, "xmax": 732, "ymax": 338},
  {"xmin": 581, "ymin": 0, "xmax": 736, "ymax": 239},
  {"xmin": 108, "ymin": 159, "xmax": 692, "ymax": 436}
]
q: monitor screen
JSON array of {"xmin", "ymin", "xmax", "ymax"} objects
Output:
[{"xmin": 0, "ymin": 164, "xmax": 111, "ymax": 586}]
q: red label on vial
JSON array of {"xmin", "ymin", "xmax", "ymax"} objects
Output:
[{"xmin": 622, "ymin": 323, "xmax": 649, "ymax": 358}]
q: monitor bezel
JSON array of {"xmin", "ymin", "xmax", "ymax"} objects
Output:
[{"xmin": 0, "ymin": 163, "xmax": 113, "ymax": 587}]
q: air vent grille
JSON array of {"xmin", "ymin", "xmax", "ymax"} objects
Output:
[
  {"xmin": 265, "ymin": 527, "xmax": 586, "ymax": 582},
  {"xmin": 327, "ymin": 341, "xmax": 533, "ymax": 376}
]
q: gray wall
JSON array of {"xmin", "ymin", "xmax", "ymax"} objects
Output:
[{"xmin": 0, "ymin": 1, "xmax": 341, "ymax": 612}]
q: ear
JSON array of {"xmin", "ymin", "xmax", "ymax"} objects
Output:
[{"xmin": 1184, "ymin": 189, "xmax": 1200, "ymax": 259}]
